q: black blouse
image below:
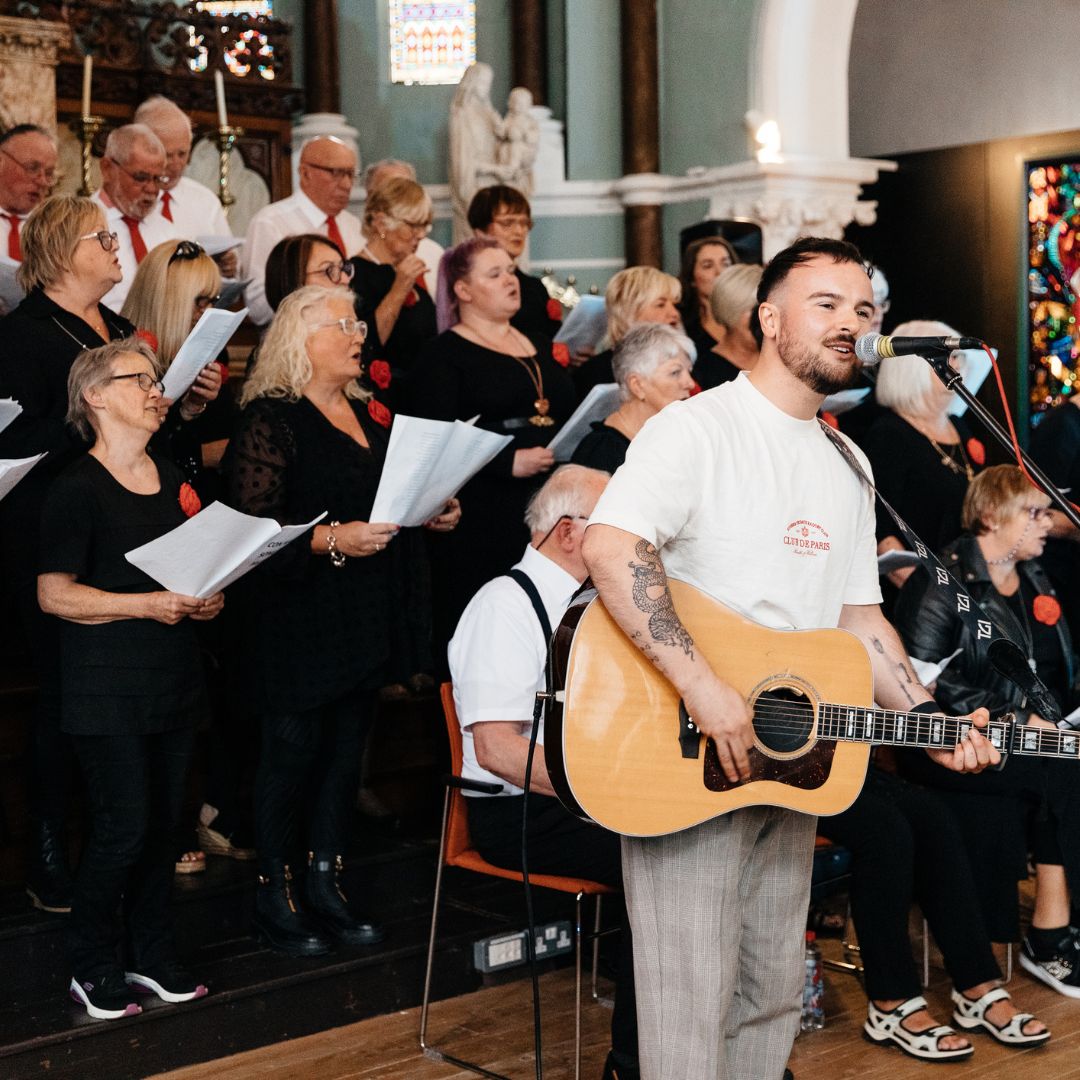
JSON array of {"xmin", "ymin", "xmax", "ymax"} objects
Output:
[
  {"xmin": 686, "ymin": 326, "xmax": 741, "ymax": 391},
  {"xmin": 571, "ymin": 420, "xmax": 631, "ymax": 474},
  {"xmin": 225, "ymin": 395, "xmax": 401, "ymax": 713},
  {"xmin": 38, "ymin": 454, "xmax": 205, "ymax": 735},
  {"xmin": 349, "ymin": 257, "xmax": 437, "ymax": 379},
  {"xmin": 512, "ymin": 269, "xmax": 562, "ymax": 341}
]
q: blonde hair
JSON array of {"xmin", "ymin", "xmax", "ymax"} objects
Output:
[
  {"xmin": 121, "ymin": 241, "xmax": 220, "ymax": 364},
  {"xmin": 240, "ymin": 285, "xmax": 370, "ymax": 406},
  {"xmin": 709, "ymin": 264, "xmax": 763, "ymax": 329},
  {"xmin": 67, "ymin": 337, "xmax": 158, "ymax": 440},
  {"xmin": 605, "ymin": 266, "xmax": 681, "ymax": 343},
  {"xmin": 962, "ymin": 465, "xmax": 1048, "ymax": 536},
  {"xmin": 875, "ymin": 319, "xmax": 959, "ymax": 417},
  {"xmin": 17, "ymin": 194, "xmax": 102, "ymax": 292},
  {"xmin": 362, "ymin": 177, "xmax": 432, "ymax": 238}
]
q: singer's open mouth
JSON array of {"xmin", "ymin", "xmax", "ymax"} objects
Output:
[{"xmin": 825, "ymin": 339, "xmax": 855, "ymax": 355}]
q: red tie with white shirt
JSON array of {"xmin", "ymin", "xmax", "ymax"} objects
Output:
[
  {"xmin": 160, "ymin": 191, "xmax": 174, "ymax": 223},
  {"xmin": 121, "ymin": 216, "xmax": 148, "ymax": 264},
  {"xmin": 325, "ymin": 215, "xmax": 346, "ymax": 254},
  {"xmin": 3, "ymin": 214, "xmax": 21, "ymax": 261}
]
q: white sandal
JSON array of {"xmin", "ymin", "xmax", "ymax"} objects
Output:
[
  {"xmin": 864, "ymin": 995, "xmax": 974, "ymax": 1062},
  {"xmin": 951, "ymin": 986, "xmax": 1050, "ymax": 1047}
]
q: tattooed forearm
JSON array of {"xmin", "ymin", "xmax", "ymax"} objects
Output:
[
  {"xmin": 871, "ymin": 635, "xmax": 920, "ymax": 706},
  {"xmin": 628, "ymin": 539, "xmax": 694, "ymax": 658}
]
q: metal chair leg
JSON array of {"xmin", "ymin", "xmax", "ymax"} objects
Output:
[
  {"xmin": 591, "ymin": 893, "xmax": 603, "ymax": 1003},
  {"xmin": 575, "ymin": 890, "xmax": 583, "ymax": 1080}
]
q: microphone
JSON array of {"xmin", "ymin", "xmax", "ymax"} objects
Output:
[{"xmin": 854, "ymin": 332, "xmax": 984, "ymax": 366}]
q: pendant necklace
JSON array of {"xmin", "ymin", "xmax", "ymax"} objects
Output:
[{"xmin": 468, "ymin": 323, "xmax": 553, "ymax": 426}]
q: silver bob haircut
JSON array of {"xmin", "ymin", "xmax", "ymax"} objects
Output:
[{"xmin": 611, "ymin": 322, "xmax": 696, "ymax": 400}]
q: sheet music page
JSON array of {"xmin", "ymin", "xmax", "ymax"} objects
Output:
[
  {"xmin": 0, "ymin": 398, "xmax": 22, "ymax": 435},
  {"xmin": 125, "ymin": 500, "xmax": 323, "ymax": 598},
  {"xmin": 369, "ymin": 414, "xmax": 512, "ymax": 528},
  {"xmin": 196, "ymin": 235, "xmax": 244, "ymax": 258},
  {"xmin": 821, "ymin": 387, "xmax": 871, "ymax": 416},
  {"xmin": 553, "ymin": 295, "xmax": 608, "ymax": 355},
  {"xmin": 947, "ymin": 347, "xmax": 995, "ymax": 417},
  {"xmin": 909, "ymin": 647, "xmax": 962, "ymax": 689},
  {"xmin": 0, "ymin": 256, "xmax": 23, "ymax": 316},
  {"xmin": 0, "ymin": 453, "xmax": 45, "ymax": 502},
  {"xmin": 547, "ymin": 383, "xmax": 621, "ymax": 462},
  {"xmin": 161, "ymin": 307, "xmax": 247, "ymax": 401}
]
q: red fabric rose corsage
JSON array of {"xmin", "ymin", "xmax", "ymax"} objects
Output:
[
  {"xmin": 552, "ymin": 342, "xmax": 571, "ymax": 368},
  {"xmin": 820, "ymin": 411, "xmax": 839, "ymax": 430},
  {"xmin": 369, "ymin": 360, "xmax": 392, "ymax": 390},
  {"xmin": 689, "ymin": 380, "xmax": 702, "ymax": 397},
  {"xmin": 1033, "ymin": 594, "xmax": 1062, "ymax": 626},
  {"xmin": 966, "ymin": 437, "xmax": 986, "ymax": 466},
  {"xmin": 368, "ymin": 399, "xmax": 392, "ymax": 427},
  {"xmin": 546, "ymin": 297, "xmax": 563, "ymax": 323},
  {"xmin": 403, "ymin": 288, "xmax": 419, "ymax": 308},
  {"xmin": 215, "ymin": 360, "xmax": 230, "ymax": 384},
  {"xmin": 135, "ymin": 328, "xmax": 159, "ymax": 353},
  {"xmin": 178, "ymin": 482, "xmax": 201, "ymax": 518}
]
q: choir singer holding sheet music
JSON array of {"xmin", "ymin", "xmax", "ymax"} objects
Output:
[
  {"xmin": 37, "ymin": 337, "xmax": 222, "ymax": 1020},
  {"xmin": 226, "ymin": 285, "xmax": 459, "ymax": 956}
]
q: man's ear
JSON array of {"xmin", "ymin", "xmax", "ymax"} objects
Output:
[{"xmin": 757, "ymin": 300, "xmax": 779, "ymax": 341}]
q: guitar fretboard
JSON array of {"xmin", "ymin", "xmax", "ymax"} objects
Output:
[{"xmin": 816, "ymin": 703, "xmax": 1080, "ymax": 760}]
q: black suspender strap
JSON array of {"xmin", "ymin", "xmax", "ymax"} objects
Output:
[
  {"xmin": 818, "ymin": 420, "xmax": 1063, "ymax": 725},
  {"xmin": 508, "ymin": 569, "xmax": 553, "ymax": 643}
]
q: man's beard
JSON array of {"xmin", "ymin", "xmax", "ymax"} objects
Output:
[{"xmin": 778, "ymin": 328, "xmax": 860, "ymax": 395}]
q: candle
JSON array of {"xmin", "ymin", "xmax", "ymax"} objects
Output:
[
  {"xmin": 214, "ymin": 69, "xmax": 228, "ymax": 129},
  {"xmin": 81, "ymin": 55, "xmax": 92, "ymax": 118}
]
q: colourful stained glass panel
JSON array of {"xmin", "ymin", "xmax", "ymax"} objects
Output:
[
  {"xmin": 389, "ymin": 1, "xmax": 476, "ymax": 86},
  {"xmin": 1027, "ymin": 158, "xmax": 1080, "ymax": 429},
  {"xmin": 196, "ymin": 2, "xmax": 273, "ymax": 15}
]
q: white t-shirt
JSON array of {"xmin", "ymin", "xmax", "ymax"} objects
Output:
[
  {"xmin": 448, "ymin": 544, "xmax": 581, "ymax": 797},
  {"xmin": 589, "ymin": 372, "xmax": 882, "ymax": 632}
]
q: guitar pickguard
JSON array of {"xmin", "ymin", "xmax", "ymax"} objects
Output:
[{"xmin": 702, "ymin": 738, "xmax": 837, "ymax": 793}]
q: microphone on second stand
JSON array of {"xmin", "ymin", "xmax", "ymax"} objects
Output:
[{"xmin": 854, "ymin": 331, "xmax": 984, "ymax": 366}]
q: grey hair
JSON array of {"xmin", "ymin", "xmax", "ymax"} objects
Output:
[
  {"xmin": 66, "ymin": 337, "xmax": 159, "ymax": 440},
  {"xmin": 104, "ymin": 123, "xmax": 165, "ymax": 166},
  {"xmin": 875, "ymin": 319, "xmax": 959, "ymax": 417},
  {"xmin": 133, "ymin": 95, "xmax": 192, "ymax": 133},
  {"xmin": 611, "ymin": 323, "xmax": 696, "ymax": 400},
  {"xmin": 524, "ymin": 464, "xmax": 609, "ymax": 534},
  {"xmin": 364, "ymin": 158, "xmax": 416, "ymax": 191},
  {"xmin": 709, "ymin": 264, "xmax": 763, "ymax": 329}
]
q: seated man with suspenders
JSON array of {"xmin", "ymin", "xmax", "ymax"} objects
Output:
[{"xmin": 448, "ymin": 464, "xmax": 638, "ymax": 1080}]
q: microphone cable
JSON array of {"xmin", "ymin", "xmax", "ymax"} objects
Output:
[{"xmin": 521, "ymin": 688, "xmax": 546, "ymax": 1080}]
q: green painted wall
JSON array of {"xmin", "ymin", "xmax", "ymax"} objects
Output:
[{"xmin": 563, "ymin": 0, "xmax": 622, "ymax": 181}]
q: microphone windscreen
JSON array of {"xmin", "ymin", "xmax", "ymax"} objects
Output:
[{"xmin": 854, "ymin": 334, "xmax": 884, "ymax": 366}]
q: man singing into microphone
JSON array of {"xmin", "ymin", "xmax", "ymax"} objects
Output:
[{"xmin": 582, "ymin": 237, "xmax": 1000, "ymax": 1080}]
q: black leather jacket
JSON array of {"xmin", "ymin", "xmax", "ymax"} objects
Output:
[{"xmin": 893, "ymin": 533, "xmax": 1077, "ymax": 724}]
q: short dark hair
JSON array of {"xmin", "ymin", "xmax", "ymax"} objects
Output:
[
  {"xmin": 756, "ymin": 236, "xmax": 868, "ymax": 305},
  {"xmin": 264, "ymin": 232, "xmax": 343, "ymax": 313},
  {"xmin": 0, "ymin": 123, "xmax": 53, "ymax": 148},
  {"xmin": 467, "ymin": 184, "xmax": 531, "ymax": 232}
]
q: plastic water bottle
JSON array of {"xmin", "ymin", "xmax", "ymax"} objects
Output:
[{"xmin": 801, "ymin": 930, "xmax": 825, "ymax": 1031}]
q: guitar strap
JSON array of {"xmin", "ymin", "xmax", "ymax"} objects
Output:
[
  {"xmin": 508, "ymin": 569, "xmax": 552, "ymax": 643},
  {"xmin": 818, "ymin": 420, "xmax": 1064, "ymax": 725}
]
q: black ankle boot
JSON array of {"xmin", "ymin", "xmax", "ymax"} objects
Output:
[
  {"xmin": 253, "ymin": 860, "xmax": 332, "ymax": 956},
  {"xmin": 303, "ymin": 853, "xmax": 384, "ymax": 946},
  {"xmin": 26, "ymin": 819, "xmax": 73, "ymax": 914}
]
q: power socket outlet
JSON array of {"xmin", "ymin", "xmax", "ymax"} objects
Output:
[{"xmin": 474, "ymin": 920, "xmax": 573, "ymax": 973}]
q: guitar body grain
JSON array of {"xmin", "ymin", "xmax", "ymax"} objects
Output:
[{"xmin": 547, "ymin": 579, "xmax": 875, "ymax": 837}]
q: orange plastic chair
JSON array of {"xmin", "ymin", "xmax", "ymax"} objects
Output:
[{"xmin": 419, "ymin": 682, "xmax": 616, "ymax": 1080}]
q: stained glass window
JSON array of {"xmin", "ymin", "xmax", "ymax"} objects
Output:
[
  {"xmin": 196, "ymin": 2, "xmax": 273, "ymax": 14},
  {"xmin": 389, "ymin": 1, "xmax": 476, "ymax": 86},
  {"xmin": 1026, "ymin": 158, "xmax": 1080, "ymax": 428}
]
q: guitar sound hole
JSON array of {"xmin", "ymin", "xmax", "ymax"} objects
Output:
[{"xmin": 754, "ymin": 686, "xmax": 814, "ymax": 755}]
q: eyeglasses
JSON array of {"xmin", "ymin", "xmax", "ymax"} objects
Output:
[
  {"xmin": 106, "ymin": 157, "xmax": 170, "ymax": 188},
  {"xmin": 79, "ymin": 229, "xmax": 119, "ymax": 252},
  {"xmin": 491, "ymin": 214, "xmax": 533, "ymax": 231},
  {"xmin": 389, "ymin": 218, "xmax": 433, "ymax": 238},
  {"xmin": 537, "ymin": 514, "xmax": 589, "ymax": 549},
  {"xmin": 308, "ymin": 259, "xmax": 355, "ymax": 284},
  {"xmin": 195, "ymin": 294, "xmax": 221, "ymax": 312},
  {"xmin": 308, "ymin": 317, "xmax": 368, "ymax": 338},
  {"xmin": 0, "ymin": 145, "xmax": 58, "ymax": 184},
  {"xmin": 1026, "ymin": 506, "xmax": 1053, "ymax": 523},
  {"xmin": 110, "ymin": 372, "xmax": 164, "ymax": 394},
  {"xmin": 169, "ymin": 240, "xmax": 205, "ymax": 264},
  {"xmin": 303, "ymin": 161, "xmax": 358, "ymax": 183}
]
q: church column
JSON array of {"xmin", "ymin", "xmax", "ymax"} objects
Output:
[
  {"xmin": 511, "ymin": 0, "xmax": 547, "ymax": 104},
  {"xmin": 620, "ymin": 0, "xmax": 661, "ymax": 267},
  {"xmin": 0, "ymin": 16, "xmax": 69, "ymax": 131}
]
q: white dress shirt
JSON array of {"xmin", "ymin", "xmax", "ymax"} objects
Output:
[
  {"xmin": 0, "ymin": 206, "xmax": 27, "ymax": 262},
  {"xmin": 448, "ymin": 544, "xmax": 581, "ymax": 798},
  {"xmin": 91, "ymin": 192, "xmax": 179, "ymax": 314},
  {"xmin": 160, "ymin": 176, "xmax": 232, "ymax": 241},
  {"xmin": 243, "ymin": 188, "xmax": 363, "ymax": 326}
]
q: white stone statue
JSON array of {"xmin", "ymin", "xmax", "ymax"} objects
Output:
[{"xmin": 495, "ymin": 87, "xmax": 540, "ymax": 197}]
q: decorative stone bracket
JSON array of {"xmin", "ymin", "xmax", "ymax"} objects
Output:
[{"xmin": 0, "ymin": 15, "xmax": 69, "ymax": 132}]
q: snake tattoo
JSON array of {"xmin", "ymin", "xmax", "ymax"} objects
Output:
[{"xmin": 629, "ymin": 539, "xmax": 694, "ymax": 659}]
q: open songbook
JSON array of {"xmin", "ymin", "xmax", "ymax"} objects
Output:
[
  {"xmin": 161, "ymin": 307, "xmax": 247, "ymax": 401},
  {"xmin": 125, "ymin": 501, "xmax": 326, "ymax": 598},
  {"xmin": 0, "ymin": 398, "xmax": 21, "ymax": 436},
  {"xmin": 548, "ymin": 383, "xmax": 621, "ymax": 462},
  {"xmin": 368, "ymin": 414, "xmax": 512, "ymax": 528},
  {"xmin": 0, "ymin": 453, "xmax": 45, "ymax": 502}
]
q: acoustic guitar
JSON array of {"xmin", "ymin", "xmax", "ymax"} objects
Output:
[{"xmin": 545, "ymin": 579, "xmax": 1079, "ymax": 838}]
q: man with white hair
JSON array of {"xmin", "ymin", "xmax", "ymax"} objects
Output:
[
  {"xmin": 448, "ymin": 464, "xmax": 640, "ymax": 1080},
  {"xmin": 92, "ymin": 124, "xmax": 177, "ymax": 311},
  {"xmin": 243, "ymin": 136, "xmax": 362, "ymax": 324},
  {"xmin": 363, "ymin": 157, "xmax": 444, "ymax": 288}
]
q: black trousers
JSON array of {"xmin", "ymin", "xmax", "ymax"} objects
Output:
[
  {"xmin": 467, "ymin": 793, "xmax": 638, "ymax": 1063},
  {"xmin": 255, "ymin": 689, "xmax": 374, "ymax": 860},
  {"xmin": 817, "ymin": 768, "xmax": 1001, "ymax": 1001},
  {"xmin": 69, "ymin": 726, "xmax": 193, "ymax": 978}
]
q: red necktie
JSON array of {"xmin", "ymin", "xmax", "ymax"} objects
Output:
[
  {"xmin": 3, "ymin": 214, "xmax": 21, "ymax": 261},
  {"xmin": 325, "ymin": 215, "xmax": 346, "ymax": 254},
  {"xmin": 160, "ymin": 191, "xmax": 174, "ymax": 222},
  {"xmin": 121, "ymin": 215, "xmax": 148, "ymax": 264}
]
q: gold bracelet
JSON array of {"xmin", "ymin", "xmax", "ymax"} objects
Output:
[{"xmin": 326, "ymin": 520, "xmax": 346, "ymax": 568}]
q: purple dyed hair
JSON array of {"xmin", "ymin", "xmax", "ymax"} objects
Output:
[{"xmin": 435, "ymin": 235, "xmax": 504, "ymax": 332}]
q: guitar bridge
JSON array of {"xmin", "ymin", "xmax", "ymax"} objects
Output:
[{"xmin": 678, "ymin": 700, "xmax": 700, "ymax": 759}]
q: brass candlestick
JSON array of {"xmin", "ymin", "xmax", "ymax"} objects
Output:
[
  {"xmin": 215, "ymin": 125, "xmax": 243, "ymax": 212},
  {"xmin": 74, "ymin": 115, "xmax": 105, "ymax": 196}
]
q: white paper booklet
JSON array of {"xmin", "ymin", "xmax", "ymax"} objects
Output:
[
  {"xmin": 369, "ymin": 414, "xmax": 512, "ymax": 528},
  {"xmin": 548, "ymin": 383, "xmax": 621, "ymax": 462},
  {"xmin": 0, "ymin": 397, "xmax": 22, "ymax": 435},
  {"xmin": 0, "ymin": 256, "xmax": 23, "ymax": 315},
  {"xmin": 821, "ymin": 387, "xmax": 871, "ymax": 416},
  {"xmin": 196, "ymin": 235, "xmax": 244, "ymax": 258},
  {"xmin": 215, "ymin": 279, "xmax": 250, "ymax": 309},
  {"xmin": 554, "ymin": 295, "xmax": 608, "ymax": 355},
  {"xmin": 909, "ymin": 647, "xmax": 963, "ymax": 689},
  {"xmin": 126, "ymin": 500, "xmax": 326, "ymax": 598},
  {"xmin": 0, "ymin": 453, "xmax": 45, "ymax": 502},
  {"xmin": 161, "ymin": 307, "xmax": 247, "ymax": 401},
  {"xmin": 947, "ymin": 347, "xmax": 996, "ymax": 418}
]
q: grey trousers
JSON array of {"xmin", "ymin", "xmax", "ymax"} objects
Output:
[{"xmin": 622, "ymin": 805, "xmax": 817, "ymax": 1080}]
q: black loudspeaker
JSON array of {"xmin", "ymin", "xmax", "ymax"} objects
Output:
[{"xmin": 679, "ymin": 220, "xmax": 763, "ymax": 266}]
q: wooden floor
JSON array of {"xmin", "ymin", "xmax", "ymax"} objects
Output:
[{"xmin": 153, "ymin": 935, "xmax": 1080, "ymax": 1080}]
